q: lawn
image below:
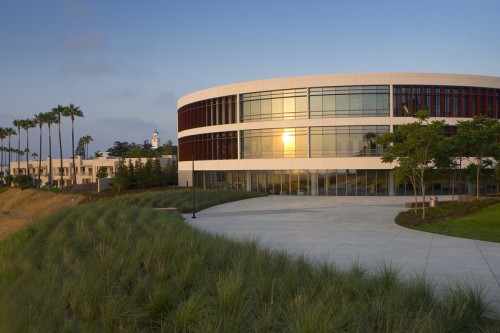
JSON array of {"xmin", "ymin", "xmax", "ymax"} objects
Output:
[
  {"xmin": 415, "ymin": 203, "xmax": 500, "ymax": 243},
  {"xmin": 0, "ymin": 189, "xmax": 498, "ymax": 331}
]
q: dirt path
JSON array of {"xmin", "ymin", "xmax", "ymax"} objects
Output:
[{"xmin": 0, "ymin": 189, "xmax": 85, "ymax": 240}]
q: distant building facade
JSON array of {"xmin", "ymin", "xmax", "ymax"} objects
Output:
[{"xmin": 9, "ymin": 154, "xmax": 176, "ymax": 187}]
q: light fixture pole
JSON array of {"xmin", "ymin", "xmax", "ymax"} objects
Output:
[{"xmin": 192, "ymin": 155, "xmax": 196, "ymax": 219}]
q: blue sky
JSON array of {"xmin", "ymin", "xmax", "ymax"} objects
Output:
[{"xmin": 1, "ymin": 0, "xmax": 499, "ymax": 157}]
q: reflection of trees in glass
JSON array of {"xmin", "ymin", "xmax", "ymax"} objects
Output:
[{"xmin": 363, "ymin": 132, "xmax": 377, "ymax": 156}]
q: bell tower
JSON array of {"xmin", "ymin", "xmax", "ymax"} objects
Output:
[{"xmin": 152, "ymin": 129, "xmax": 159, "ymax": 149}]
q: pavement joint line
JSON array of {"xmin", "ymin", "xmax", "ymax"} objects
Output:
[
  {"xmin": 424, "ymin": 235, "xmax": 434, "ymax": 275},
  {"xmin": 475, "ymin": 240, "xmax": 500, "ymax": 290},
  {"xmin": 367, "ymin": 228, "xmax": 404, "ymax": 265}
]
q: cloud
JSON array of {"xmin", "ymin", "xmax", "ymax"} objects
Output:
[
  {"xmin": 59, "ymin": 59, "xmax": 117, "ymax": 76},
  {"xmin": 60, "ymin": 34, "xmax": 109, "ymax": 53}
]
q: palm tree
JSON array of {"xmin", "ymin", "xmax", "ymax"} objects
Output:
[
  {"xmin": 4, "ymin": 127, "xmax": 16, "ymax": 187},
  {"xmin": 45, "ymin": 111, "xmax": 57, "ymax": 187},
  {"xmin": 34, "ymin": 112, "xmax": 49, "ymax": 188},
  {"xmin": 82, "ymin": 135, "xmax": 93, "ymax": 159},
  {"xmin": 64, "ymin": 104, "xmax": 84, "ymax": 184},
  {"xmin": 12, "ymin": 119, "xmax": 22, "ymax": 177},
  {"xmin": 21, "ymin": 118, "xmax": 36, "ymax": 186},
  {"xmin": 0, "ymin": 127, "xmax": 5, "ymax": 184},
  {"xmin": 53, "ymin": 105, "xmax": 66, "ymax": 189}
]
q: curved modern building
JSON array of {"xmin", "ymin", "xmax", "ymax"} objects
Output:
[{"xmin": 178, "ymin": 73, "xmax": 500, "ymax": 196}]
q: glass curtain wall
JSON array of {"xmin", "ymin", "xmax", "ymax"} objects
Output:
[
  {"xmin": 393, "ymin": 85, "xmax": 500, "ymax": 119},
  {"xmin": 310, "ymin": 126, "xmax": 389, "ymax": 157},
  {"xmin": 310, "ymin": 86, "xmax": 389, "ymax": 118},
  {"xmin": 240, "ymin": 89, "xmax": 308, "ymax": 122},
  {"xmin": 240, "ymin": 128, "xmax": 308, "ymax": 159}
]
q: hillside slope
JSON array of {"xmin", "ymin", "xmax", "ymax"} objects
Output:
[{"xmin": 0, "ymin": 189, "xmax": 84, "ymax": 240}]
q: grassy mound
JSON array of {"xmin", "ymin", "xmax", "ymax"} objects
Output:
[{"xmin": 0, "ymin": 190, "xmax": 498, "ymax": 331}]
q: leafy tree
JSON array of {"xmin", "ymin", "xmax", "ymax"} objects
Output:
[
  {"xmin": 433, "ymin": 136, "xmax": 462, "ymax": 201},
  {"xmin": 108, "ymin": 141, "xmax": 137, "ymax": 157},
  {"xmin": 128, "ymin": 160, "xmax": 137, "ymax": 188},
  {"xmin": 96, "ymin": 166, "xmax": 108, "ymax": 179},
  {"xmin": 163, "ymin": 160, "xmax": 178, "ymax": 186},
  {"xmin": 455, "ymin": 116, "xmax": 500, "ymax": 199},
  {"xmin": 111, "ymin": 158, "xmax": 130, "ymax": 191},
  {"xmin": 65, "ymin": 104, "xmax": 84, "ymax": 184},
  {"xmin": 151, "ymin": 158, "xmax": 164, "ymax": 187},
  {"xmin": 76, "ymin": 137, "xmax": 86, "ymax": 158},
  {"xmin": 124, "ymin": 147, "xmax": 154, "ymax": 158},
  {"xmin": 377, "ymin": 111, "xmax": 445, "ymax": 218}
]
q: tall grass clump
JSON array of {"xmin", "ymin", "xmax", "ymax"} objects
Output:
[{"xmin": 0, "ymin": 189, "xmax": 498, "ymax": 331}]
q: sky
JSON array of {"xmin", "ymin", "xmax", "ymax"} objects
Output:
[{"xmin": 1, "ymin": 0, "xmax": 500, "ymax": 158}]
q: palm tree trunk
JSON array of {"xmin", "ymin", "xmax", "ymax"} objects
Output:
[
  {"xmin": 25, "ymin": 129, "xmax": 30, "ymax": 186},
  {"xmin": 48, "ymin": 124, "xmax": 53, "ymax": 187},
  {"xmin": 71, "ymin": 117, "xmax": 76, "ymax": 184},
  {"xmin": 58, "ymin": 115, "xmax": 64, "ymax": 189},
  {"xmin": 17, "ymin": 126, "xmax": 20, "ymax": 178},
  {"xmin": 38, "ymin": 125, "xmax": 43, "ymax": 188},
  {"xmin": 8, "ymin": 137, "xmax": 11, "ymax": 187}
]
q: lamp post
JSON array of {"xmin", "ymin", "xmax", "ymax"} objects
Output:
[{"xmin": 192, "ymin": 155, "xmax": 196, "ymax": 219}]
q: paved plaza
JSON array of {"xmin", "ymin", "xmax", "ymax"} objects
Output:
[{"xmin": 185, "ymin": 195, "xmax": 500, "ymax": 308}]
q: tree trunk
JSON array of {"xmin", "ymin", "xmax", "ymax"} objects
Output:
[
  {"xmin": 48, "ymin": 124, "xmax": 53, "ymax": 187},
  {"xmin": 25, "ymin": 130, "xmax": 30, "ymax": 186},
  {"xmin": 71, "ymin": 117, "xmax": 76, "ymax": 184},
  {"xmin": 7, "ymin": 137, "xmax": 11, "ymax": 187},
  {"xmin": 476, "ymin": 161, "xmax": 480, "ymax": 199},
  {"xmin": 17, "ymin": 126, "xmax": 20, "ymax": 180},
  {"xmin": 58, "ymin": 115, "xmax": 64, "ymax": 189},
  {"xmin": 38, "ymin": 125, "xmax": 42, "ymax": 188}
]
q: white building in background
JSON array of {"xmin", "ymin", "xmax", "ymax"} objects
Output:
[
  {"xmin": 152, "ymin": 129, "xmax": 160, "ymax": 149},
  {"xmin": 9, "ymin": 154, "xmax": 176, "ymax": 187},
  {"xmin": 177, "ymin": 73, "xmax": 500, "ymax": 196}
]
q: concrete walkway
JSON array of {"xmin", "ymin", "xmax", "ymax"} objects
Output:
[{"xmin": 185, "ymin": 196, "xmax": 500, "ymax": 308}]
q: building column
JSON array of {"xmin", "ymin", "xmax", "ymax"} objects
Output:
[
  {"xmin": 245, "ymin": 171, "xmax": 251, "ymax": 192},
  {"xmin": 310, "ymin": 171, "xmax": 318, "ymax": 196},
  {"xmin": 388, "ymin": 170, "xmax": 395, "ymax": 196}
]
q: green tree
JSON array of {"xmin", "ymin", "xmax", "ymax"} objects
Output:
[
  {"xmin": 96, "ymin": 166, "xmax": 108, "ymax": 179},
  {"xmin": 4, "ymin": 127, "xmax": 16, "ymax": 187},
  {"xmin": 455, "ymin": 116, "xmax": 500, "ymax": 199},
  {"xmin": 65, "ymin": 104, "xmax": 84, "ymax": 184},
  {"xmin": 151, "ymin": 158, "xmax": 164, "ymax": 187},
  {"xmin": 377, "ymin": 111, "xmax": 445, "ymax": 218},
  {"xmin": 111, "ymin": 158, "xmax": 130, "ymax": 191},
  {"xmin": 76, "ymin": 137, "xmax": 86, "ymax": 159},
  {"xmin": 433, "ymin": 136, "xmax": 462, "ymax": 201}
]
